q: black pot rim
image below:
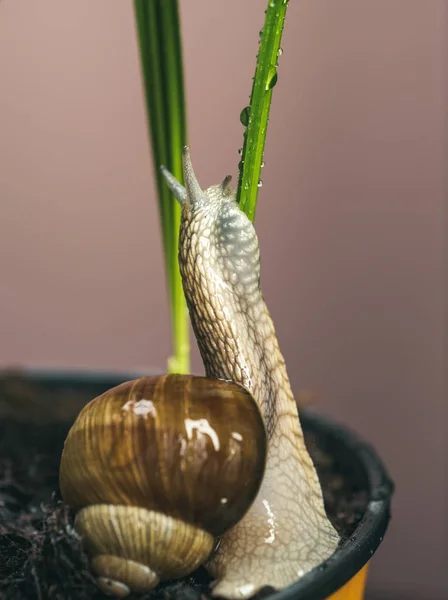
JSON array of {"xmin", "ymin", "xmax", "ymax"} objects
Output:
[{"xmin": 6, "ymin": 368, "xmax": 394, "ymax": 600}]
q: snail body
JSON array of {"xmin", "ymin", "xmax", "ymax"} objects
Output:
[
  {"xmin": 161, "ymin": 148, "xmax": 339, "ymax": 598},
  {"xmin": 60, "ymin": 375, "xmax": 267, "ymax": 597}
]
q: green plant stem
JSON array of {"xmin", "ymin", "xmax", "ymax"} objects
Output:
[
  {"xmin": 134, "ymin": 0, "xmax": 190, "ymax": 374},
  {"xmin": 237, "ymin": 0, "xmax": 290, "ymax": 222}
]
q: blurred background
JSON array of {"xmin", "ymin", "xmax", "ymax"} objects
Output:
[{"xmin": 0, "ymin": 1, "xmax": 445, "ymax": 599}]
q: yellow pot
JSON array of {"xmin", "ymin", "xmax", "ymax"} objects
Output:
[{"xmin": 328, "ymin": 564, "xmax": 369, "ymax": 600}]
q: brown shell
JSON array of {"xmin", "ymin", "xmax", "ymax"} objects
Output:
[{"xmin": 59, "ymin": 375, "xmax": 266, "ymax": 536}]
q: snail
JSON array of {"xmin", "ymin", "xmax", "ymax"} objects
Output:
[
  {"xmin": 59, "ymin": 375, "xmax": 267, "ymax": 597},
  {"xmin": 160, "ymin": 147, "xmax": 340, "ymax": 598},
  {"xmin": 60, "ymin": 145, "xmax": 339, "ymax": 599}
]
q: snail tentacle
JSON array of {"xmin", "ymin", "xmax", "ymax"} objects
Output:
[
  {"xmin": 182, "ymin": 145, "xmax": 204, "ymax": 206},
  {"xmin": 160, "ymin": 165, "xmax": 187, "ymax": 205}
]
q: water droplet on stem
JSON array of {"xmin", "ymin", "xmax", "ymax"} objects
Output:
[
  {"xmin": 266, "ymin": 66, "xmax": 278, "ymax": 91},
  {"xmin": 240, "ymin": 106, "xmax": 251, "ymax": 126}
]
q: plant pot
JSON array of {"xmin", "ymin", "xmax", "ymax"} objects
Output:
[{"xmin": 0, "ymin": 368, "xmax": 393, "ymax": 600}]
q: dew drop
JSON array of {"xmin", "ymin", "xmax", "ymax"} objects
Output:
[
  {"xmin": 258, "ymin": 180, "xmax": 263, "ymax": 188},
  {"xmin": 261, "ymin": 160, "xmax": 265, "ymax": 168},
  {"xmin": 259, "ymin": 28, "xmax": 264, "ymax": 38},
  {"xmin": 237, "ymin": 148, "xmax": 242, "ymax": 155},
  {"xmin": 266, "ymin": 66, "xmax": 278, "ymax": 90},
  {"xmin": 240, "ymin": 106, "xmax": 251, "ymax": 126},
  {"xmin": 278, "ymin": 47, "xmax": 283, "ymax": 56},
  {"xmin": 238, "ymin": 160, "xmax": 244, "ymax": 171}
]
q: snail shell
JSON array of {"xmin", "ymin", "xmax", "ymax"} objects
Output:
[{"xmin": 59, "ymin": 374, "xmax": 267, "ymax": 597}]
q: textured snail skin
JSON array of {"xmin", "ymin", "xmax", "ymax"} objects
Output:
[
  {"xmin": 162, "ymin": 148, "xmax": 339, "ymax": 598},
  {"xmin": 60, "ymin": 375, "xmax": 266, "ymax": 596}
]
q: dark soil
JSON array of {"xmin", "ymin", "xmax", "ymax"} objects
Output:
[{"xmin": 0, "ymin": 372, "xmax": 368, "ymax": 600}]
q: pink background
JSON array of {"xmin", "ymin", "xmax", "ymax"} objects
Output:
[{"xmin": 0, "ymin": 2, "xmax": 446, "ymax": 599}]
